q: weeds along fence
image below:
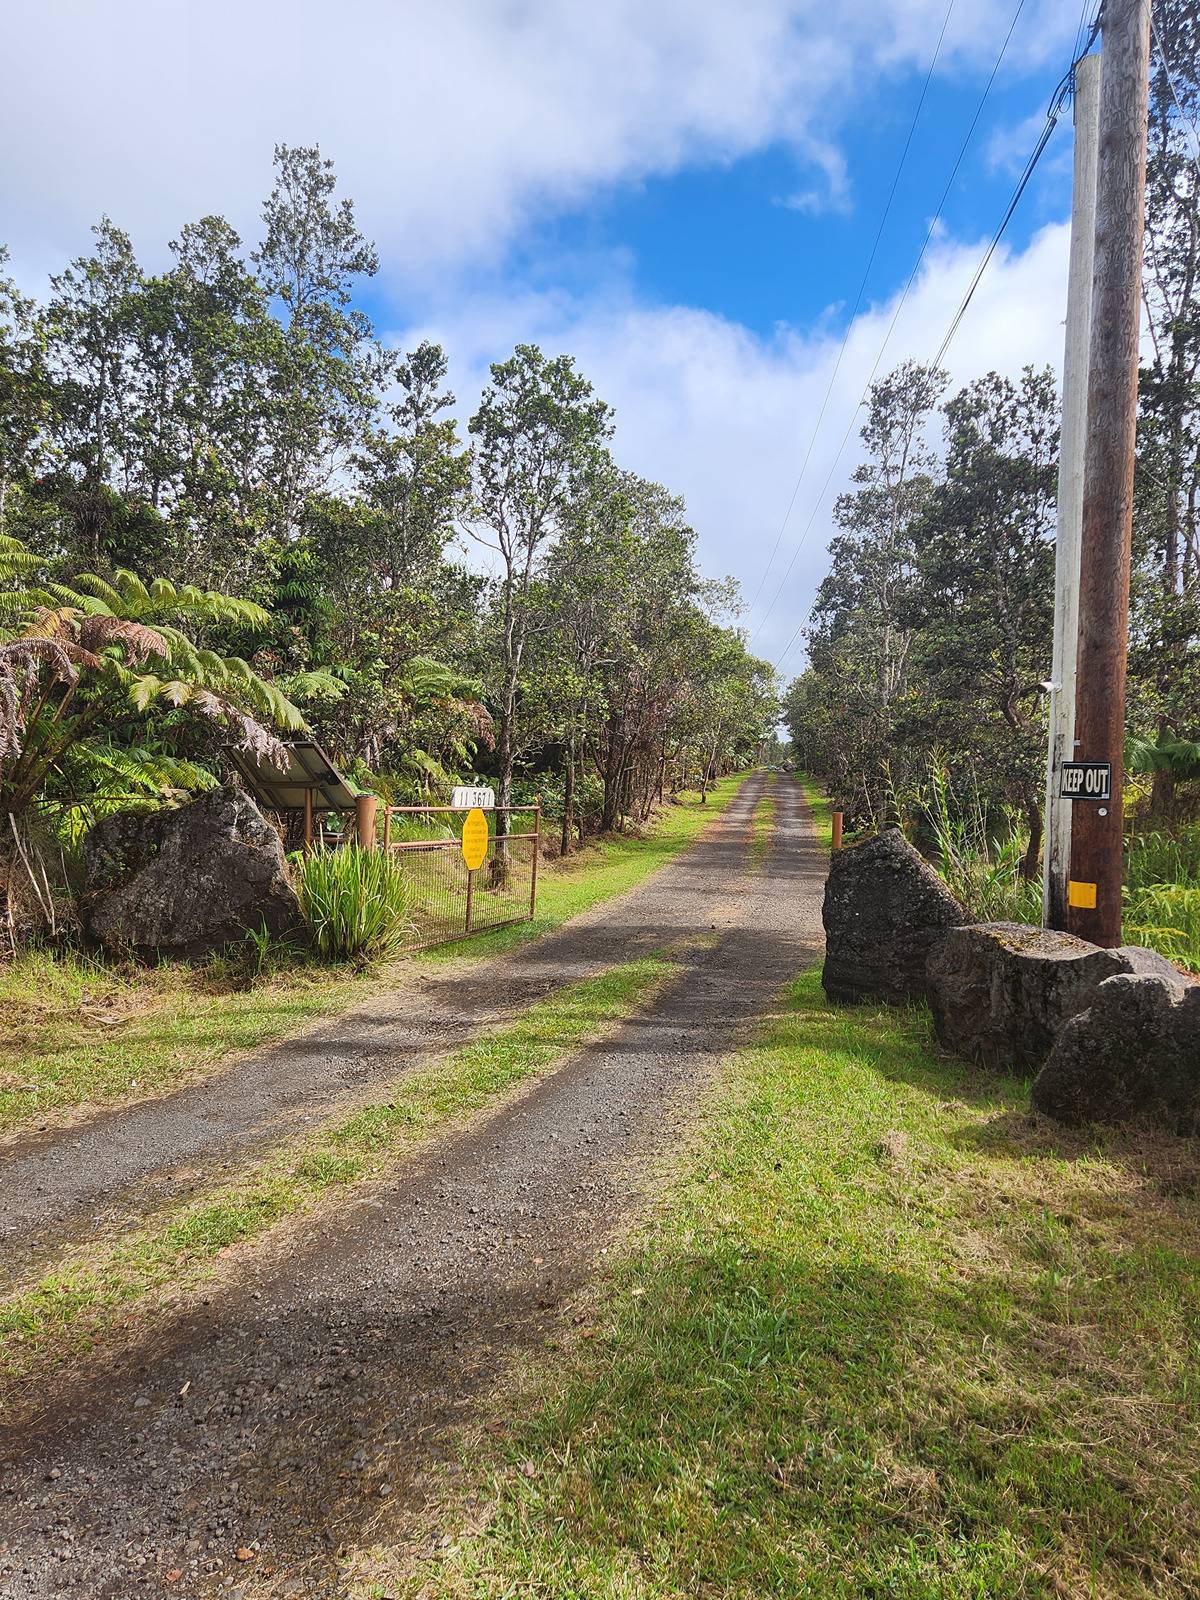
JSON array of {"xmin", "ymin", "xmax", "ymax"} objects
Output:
[
  {"xmin": 380, "ymin": 804, "xmax": 540, "ymax": 949},
  {"xmin": 294, "ymin": 799, "xmax": 541, "ymax": 953}
]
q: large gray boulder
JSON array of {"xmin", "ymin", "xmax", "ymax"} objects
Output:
[
  {"xmin": 822, "ymin": 827, "xmax": 971, "ymax": 1005},
  {"xmin": 1032, "ymin": 970, "xmax": 1200, "ymax": 1131},
  {"xmin": 84, "ymin": 787, "xmax": 301, "ymax": 959},
  {"xmin": 926, "ymin": 922, "xmax": 1180, "ymax": 1073}
]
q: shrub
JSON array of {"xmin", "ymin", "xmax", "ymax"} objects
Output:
[{"xmin": 294, "ymin": 846, "xmax": 414, "ymax": 961}]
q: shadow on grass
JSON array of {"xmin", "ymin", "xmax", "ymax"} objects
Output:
[{"xmin": 411, "ymin": 1234, "xmax": 1200, "ymax": 1600}]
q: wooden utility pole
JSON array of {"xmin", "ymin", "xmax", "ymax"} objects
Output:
[
  {"xmin": 1045, "ymin": 50, "xmax": 1100, "ymax": 930},
  {"xmin": 1068, "ymin": 0, "xmax": 1151, "ymax": 947}
]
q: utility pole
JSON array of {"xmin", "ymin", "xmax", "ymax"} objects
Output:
[
  {"xmin": 1068, "ymin": 0, "xmax": 1151, "ymax": 947},
  {"xmin": 1045, "ymin": 50, "xmax": 1100, "ymax": 931}
]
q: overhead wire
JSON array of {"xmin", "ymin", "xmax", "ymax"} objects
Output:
[
  {"xmin": 743, "ymin": 0, "xmax": 958, "ymax": 622},
  {"xmin": 759, "ymin": 0, "xmax": 1030, "ymax": 671},
  {"xmin": 1150, "ymin": 4, "xmax": 1200, "ymax": 162},
  {"xmin": 932, "ymin": 6, "xmax": 1102, "ymax": 369},
  {"xmin": 770, "ymin": 4, "xmax": 1106, "ymax": 679}
]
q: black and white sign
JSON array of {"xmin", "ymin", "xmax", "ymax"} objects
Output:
[
  {"xmin": 1059, "ymin": 761, "xmax": 1112, "ymax": 802},
  {"xmin": 450, "ymin": 784, "xmax": 495, "ymax": 810}
]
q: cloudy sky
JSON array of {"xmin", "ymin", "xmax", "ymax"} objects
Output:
[{"xmin": 2, "ymin": 0, "xmax": 1095, "ymax": 672}]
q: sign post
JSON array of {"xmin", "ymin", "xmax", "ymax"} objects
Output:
[{"xmin": 460, "ymin": 807, "xmax": 489, "ymax": 935}]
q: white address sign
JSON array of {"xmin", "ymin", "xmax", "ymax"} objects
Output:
[{"xmin": 450, "ymin": 785, "xmax": 495, "ymax": 810}]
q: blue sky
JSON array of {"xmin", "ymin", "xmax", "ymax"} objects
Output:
[{"xmin": 2, "ymin": 0, "xmax": 1090, "ymax": 672}]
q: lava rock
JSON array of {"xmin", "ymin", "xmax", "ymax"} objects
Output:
[
  {"xmin": 821, "ymin": 827, "xmax": 970, "ymax": 1005},
  {"xmin": 1032, "ymin": 969, "xmax": 1200, "ymax": 1130},
  {"xmin": 83, "ymin": 787, "xmax": 301, "ymax": 959},
  {"xmin": 926, "ymin": 922, "xmax": 1180, "ymax": 1073}
]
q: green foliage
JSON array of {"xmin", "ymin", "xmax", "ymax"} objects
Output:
[
  {"xmin": 294, "ymin": 845, "xmax": 414, "ymax": 961},
  {"xmin": 0, "ymin": 535, "xmax": 302, "ymax": 841}
]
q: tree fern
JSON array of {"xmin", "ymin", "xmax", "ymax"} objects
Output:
[{"xmin": 0, "ymin": 533, "xmax": 305, "ymax": 828}]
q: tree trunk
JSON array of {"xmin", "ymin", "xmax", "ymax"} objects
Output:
[
  {"xmin": 1021, "ymin": 795, "xmax": 1043, "ymax": 883},
  {"xmin": 560, "ymin": 733, "xmax": 575, "ymax": 857}
]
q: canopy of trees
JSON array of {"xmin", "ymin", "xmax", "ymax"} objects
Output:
[{"xmin": 0, "ymin": 146, "xmax": 776, "ymax": 864}]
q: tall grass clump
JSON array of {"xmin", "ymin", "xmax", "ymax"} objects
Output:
[
  {"xmin": 295, "ymin": 846, "xmax": 414, "ymax": 961},
  {"xmin": 922, "ymin": 758, "xmax": 1041, "ymax": 923},
  {"xmin": 1124, "ymin": 823, "xmax": 1200, "ymax": 969}
]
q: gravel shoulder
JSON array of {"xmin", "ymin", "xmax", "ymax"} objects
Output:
[{"xmin": 0, "ymin": 774, "xmax": 825, "ymax": 1599}]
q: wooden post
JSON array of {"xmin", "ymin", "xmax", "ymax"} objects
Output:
[
  {"xmin": 1045, "ymin": 50, "xmax": 1100, "ymax": 929},
  {"xmin": 382, "ymin": 805, "xmax": 392, "ymax": 852},
  {"xmin": 530, "ymin": 798, "xmax": 541, "ymax": 920},
  {"xmin": 832, "ymin": 810, "xmax": 844, "ymax": 851},
  {"xmin": 303, "ymin": 786, "xmax": 314, "ymax": 856},
  {"xmin": 356, "ymin": 793, "xmax": 378, "ymax": 850},
  {"xmin": 465, "ymin": 866, "xmax": 475, "ymax": 934},
  {"xmin": 1068, "ymin": 0, "xmax": 1150, "ymax": 947}
]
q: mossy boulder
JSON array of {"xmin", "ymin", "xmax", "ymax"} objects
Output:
[{"xmin": 83, "ymin": 787, "xmax": 301, "ymax": 959}]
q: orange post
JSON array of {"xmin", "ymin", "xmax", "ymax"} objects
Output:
[
  {"xmin": 530, "ymin": 798, "xmax": 541, "ymax": 919},
  {"xmin": 356, "ymin": 793, "xmax": 378, "ymax": 849},
  {"xmin": 832, "ymin": 810, "xmax": 844, "ymax": 851}
]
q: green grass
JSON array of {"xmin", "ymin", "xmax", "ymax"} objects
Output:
[
  {"xmin": 0, "ymin": 778, "xmax": 744, "ymax": 1135},
  {"xmin": 749, "ymin": 783, "xmax": 776, "ymax": 870},
  {"xmin": 0, "ymin": 957, "xmax": 674, "ymax": 1397},
  {"xmin": 366, "ymin": 968, "xmax": 1200, "ymax": 1600},
  {"xmin": 0, "ymin": 951, "xmax": 366, "ymax": 1136},
  {"xmin": 796, "ymin": 772, "xmax": 834, "ymax": 850}
]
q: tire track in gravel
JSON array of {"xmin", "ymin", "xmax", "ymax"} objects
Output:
[
  {"xmin": 0, "ymin": 779, "xmax": 763, "ymax": 1271},
  {"xmin": 0, "ymin": 774, "xmax": 826, "ymax": 1600}
]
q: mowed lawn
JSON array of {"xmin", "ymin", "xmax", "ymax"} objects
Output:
[
  {"xmin": 0, "ymin": 779, "xmax": 743, "ymax": 1136},
  {"xmin": 360, "ymin": 967, "xmax": 1200, "ymax": 1600}
]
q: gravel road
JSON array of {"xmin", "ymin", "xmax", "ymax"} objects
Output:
[
  {"xmin": 0, "ymin": 773, "xmax": 825, "ymax": 1598},
  {"xmin": 3, "ymin": 776, "xmax": 787, "ymax": 1266}
]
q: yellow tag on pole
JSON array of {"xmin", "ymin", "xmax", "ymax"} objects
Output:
[
  {"xmin": 461, "ymin": 807, "xmax": 489, "ymax": 872},
  {"xmin": 1067, "ymin": 880, "xmax": 1098, "ymax": 909}
]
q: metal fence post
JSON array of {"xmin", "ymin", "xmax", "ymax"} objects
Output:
[{"xmin": 530, "ymin": 798, "xmax": 541, "ymax": 920}]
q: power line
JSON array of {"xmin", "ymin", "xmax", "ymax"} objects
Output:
[
  {"xmin": 1150, "ymin": 4, "xmax": 1200, "ymax": 163},
  {"xmin": 772, "ymin": 8, "xmax": 1105, "ymax": 680},
  {"xmin": 759, "ymin": 0, "xmax": 1030, "ymax": 669},
  {"xmin": 931, "ymin": 114, "xmax": 1060, "ymax": 366},
  {"xmin": 743, "ymin": 0, "xmax": 958, "ymax": 624}
]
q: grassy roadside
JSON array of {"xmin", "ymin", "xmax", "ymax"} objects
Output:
[
  {"xmin": 796, "ymin": 771, "xmax": 834, "ymax": 849},
  {"xmin": 0, "ymin": 778, "xmax": 743, "ymax": 1136},
  {"xmin": 0, "ymin": 957, "xmax": 675, "ymax": 1404},
  {"xmin": 359, "ymin": 967, "xmax": 1200, "ymax": 1600}
]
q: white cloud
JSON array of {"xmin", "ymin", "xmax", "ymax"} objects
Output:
[
  {"xmin": 2, "ymin": 0, "xmax": 1077, "ymax": 284},
  {"xmin": 401, "ymin": 218, "xmax": 1071, "ymax": 674},
  {"xmin": 1, "ymin": 1, "xmax": 1078, "ymax": 681}
]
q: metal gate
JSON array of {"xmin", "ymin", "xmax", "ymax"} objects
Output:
[{"xmin": 381, "ymin": 802, "xmax": 541, "ymax": 950}]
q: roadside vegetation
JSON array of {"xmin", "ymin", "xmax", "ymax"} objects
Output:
[
  {"xmin": 359, "ymin": 966, "xmax": 1200, "ymax": 1599},
  {"xmin": 0, "ymin": 779, "xmax": 741, "ymax": 1136},
  {"xmin": 0, "ymin": 956, "xmax": 675, "ymax": 1402}
]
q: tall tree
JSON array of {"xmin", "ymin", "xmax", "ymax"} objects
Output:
[
  {"xmin": 468, "ymin": 344, "xmax": 612, "ymax": 824},
  {"xmin": 254, "ymin": 144, "xmax": 383, "ymax": 543}
]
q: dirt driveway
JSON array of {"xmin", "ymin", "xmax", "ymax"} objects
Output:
[{"xmin": 0, "ymin": 774, "xmax": 825, "ymax": 1598}]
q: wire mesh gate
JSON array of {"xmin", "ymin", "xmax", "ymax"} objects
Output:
[{"xmin": 381, "ymin": 803, "xmax": 541, "ymax": 951}]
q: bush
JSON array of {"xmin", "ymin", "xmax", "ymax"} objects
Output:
[{"xmin": 294, "ymin": 846, "xmax": 414, "ymax": 962}]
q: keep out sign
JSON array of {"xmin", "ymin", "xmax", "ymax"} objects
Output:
[{"xmin": 1059, "ymin": 761, "xmax": 1112, "ymax": 802}]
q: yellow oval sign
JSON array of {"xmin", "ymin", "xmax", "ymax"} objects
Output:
[{"xmin": 461, "ymin": 807, "xmax": 489, "ymax": 872}]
